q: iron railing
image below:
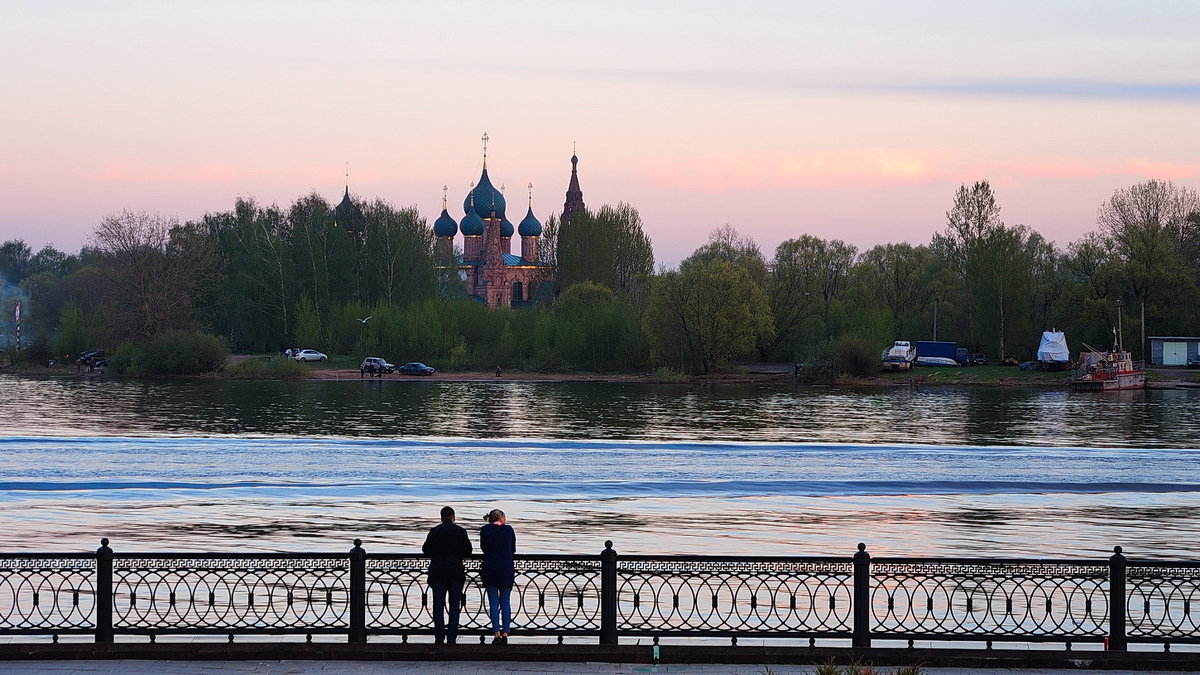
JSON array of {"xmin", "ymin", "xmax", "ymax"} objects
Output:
[{"xmin": 1, "ymin": 539, "xmax": 1197, "ymax": 649}]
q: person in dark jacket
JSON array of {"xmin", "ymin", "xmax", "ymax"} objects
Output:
[
  {"xmin": 422, "ymin": 506, "xmax": 472, "ymax": 645},
  {"xmin": 480, "ymin": 508, "xmax": 516, "ymax": 643}
]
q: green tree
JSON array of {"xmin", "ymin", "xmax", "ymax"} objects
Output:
[
  {"xmin": 203, "ymin": 198, "xmax": 294, "ymax": 351},
  {"xmin": 975, "ymin": 224, "xmax": 1033, "ymax": 360},
  {"xmin": 764, "ymin": 237, "xmax": 822, "ymax": 359},
  {"xmin": 1097, "ymin": 180, "xmax": 1200, "ymax": 356},
  {"xmin": 287, "ymin": 193, "xmax": 338, "ymax": 316},
  {"xmin": 644, "ymin": 257, "xmax": 773, "ymax": 374},
  {"xmin": 557, "ymin": 203, "xmax": 653, "ymax": 295},
  {"xmin": 931, "ymin": 180, "xmax": 1003, "ymax": 343},
  {"xmin": 0, "ymin": 240, "xmax": 32, "ymax": 283},
  {"xmin": 1025, "ymin": 231, "xmax": 1065, "ymax": 339},
  {"xmin": 89, "ymin": 211, "xmax": 219, "ymax": 341},
  {"xmin": 293, "ymin": 294, "xmax": 325, "ymax": 349},
  {"xmin": 550, "ymin": 281, "xmax": 645, "ymax": 371},
  {"xmin": 362, "ymin": 199, "xmax": 436, "ymax": 306},
  {"xmin": 55, "ymin": 301, "xmax": 90, "ymax": 359},
  {"xmin": 687, "ymin": 225, "xmax": 769, "ymax": 289},
  {"xmin": 855, "ymin": 243, "xmax": 933, "ymax": 340},
  {"xmin": 764, "ymin": 235, "xmax": 856, "ymax": 360}
]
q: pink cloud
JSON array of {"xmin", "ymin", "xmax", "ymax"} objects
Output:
[
  {"xmin": 643, "ymin": 150, "xmax": 1200, "ymax": 194},
  {"xmin": 643, "ymin": 148, "xmax": 949, "ymax": 193}
]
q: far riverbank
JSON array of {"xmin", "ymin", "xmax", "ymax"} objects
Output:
[{"xmin": 5, "ymin": 357, "xmax": 1199, "ymax": 388}]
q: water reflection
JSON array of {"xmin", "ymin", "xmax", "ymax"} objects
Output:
[
  {"xmin": 2, "ymin": 376, "xmax": 1199, "ymax": 557},
  {"xmin": 5, "ymin": 376, "xmax": 1200, "ymax": 447}
]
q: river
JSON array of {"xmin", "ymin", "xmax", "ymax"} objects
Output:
[{"xmin": 1, "ymin": 375, "xmax": 1198, "ymax": 559}]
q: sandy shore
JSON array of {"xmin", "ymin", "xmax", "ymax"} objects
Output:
[
  {"xmin": 10, "ymin": 356, "xmax": 1198, "ymax": 388},
  {"xmin": 305, "ymin": 366, "xmax": 791, "ymax": 384}
]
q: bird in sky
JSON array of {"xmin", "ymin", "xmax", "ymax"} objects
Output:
[{"xmin": 358, "ymin": 316, "xmax": 371, "ymax": 324}]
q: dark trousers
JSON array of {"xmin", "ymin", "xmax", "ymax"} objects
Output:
[{"xmin": 430, "ymin": 582, "xmax": 464, "ymax": 643}]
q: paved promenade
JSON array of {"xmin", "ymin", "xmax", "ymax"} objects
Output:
[{"xmin": 0, "ymin": 664, "xmax": 1195, "ymax": 674}]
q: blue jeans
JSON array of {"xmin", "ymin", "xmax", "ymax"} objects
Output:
[
  {"xmin": 430, "ymin": 582, "xmax": 463, "ymax": 643},
  {"xmin": 485, "ymin": 586, "xmax": 512, "ymax": 635}
]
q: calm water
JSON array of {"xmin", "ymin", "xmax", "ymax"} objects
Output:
[{"xmin": 1, "ymin": 375, "xmax": 1198, "ymax": 558}]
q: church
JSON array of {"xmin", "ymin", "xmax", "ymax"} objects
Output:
[{"xmin": 432, "ymin": 135, "xmax": 586, "ymax": 308}]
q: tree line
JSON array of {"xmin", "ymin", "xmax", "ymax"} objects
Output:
[{"xmin": 2, "ymin": 179, "xmax": 1198, "ymax": 375}]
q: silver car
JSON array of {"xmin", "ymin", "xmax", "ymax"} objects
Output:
[{"xmin": 293, "ymin": 349, "xmax": 328, "ymax": 362}]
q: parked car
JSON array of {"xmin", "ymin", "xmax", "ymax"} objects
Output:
[
  {"xmin": 360, "ymin": 357, "xmax": 396, "ymax": 375},
  {"xmin": 78, "ymin": 349, "xmax": 106, "ymax": 365},
  {"xmin": 1189, "ymin": 356, "xmax": 1200, "ymax": 369},
  {"xmin": 77, "ymin": 349, "xmax": 107, "ymax": 370},
  {"xmin": 293, "ymin": 349, "xmax": 328, "ymax": 362},
  {"xmin": 397, "ymin": 362, "xmax": 435, "ymax": 376}
]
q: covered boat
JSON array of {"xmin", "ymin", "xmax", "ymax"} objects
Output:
[{"xmin": 1037, "ymin": 330, "xmax": 1071, "ymax": 371}]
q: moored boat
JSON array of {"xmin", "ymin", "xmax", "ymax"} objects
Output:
[
  {"xmin": 881, "ymin": 340, "xmax": 915, "ymax": 372},
  {"xmin": 1070, "ymin": 349, "xmax": 1145, "ymax": 391}
]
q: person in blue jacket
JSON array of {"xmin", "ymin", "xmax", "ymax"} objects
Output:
[{"xmin": 480, "ymin": 508, "xmax": 516, "ymax": 643}]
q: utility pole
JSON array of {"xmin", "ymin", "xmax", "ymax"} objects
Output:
[
  {"xmin": 932, "ymin": 295, "xmax": 939, "ymax": 341},
  {"xmin": 1141, "ymin": 300, "xmax": 1146, "ymax": 366},
  {"xmin": 1117, "ymin": 300, "xmax": 1123, "ymax": 352}
]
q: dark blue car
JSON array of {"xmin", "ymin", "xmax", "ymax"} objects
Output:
[{"xmin": 398, "ymin": 362, "xmax": 435, "ymax": 376}]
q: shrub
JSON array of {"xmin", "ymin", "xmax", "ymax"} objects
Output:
[
  {"xmin": 446, "ymin": 338, "xmax": 470, "ymax": 371},
  {"xmin": 651, "ymin": 366, "xmax": 688, "ymax": 383},
  {"xmin": 831, "ymin": 335, "xmax": 877, "ymax": 378},
  {"xmin": 130, "ymin": 330, "xmax": 229, "ymax": 376}
]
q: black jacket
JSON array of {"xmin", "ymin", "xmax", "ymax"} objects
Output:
[{"xmin": 422, "ymin": 519, "xmax": 473, "ymax": 585}]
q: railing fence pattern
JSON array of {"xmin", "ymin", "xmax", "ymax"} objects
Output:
[{"xmin": 1, "ymin": 539, "xmax": 1197, "ymax": 649}]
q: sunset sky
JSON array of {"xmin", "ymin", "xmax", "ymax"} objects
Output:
[{"xmin": 2, "ymin": 1, "xmax": 1198, "ymax": 265}]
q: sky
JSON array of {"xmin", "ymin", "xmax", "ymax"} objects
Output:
[{"xmin": 1, "ymin": 0, "xmax": 1199, "ymax": 266}]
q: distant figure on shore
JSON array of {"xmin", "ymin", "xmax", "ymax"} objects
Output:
[
  {"xmin": 480, "ymin": 508, "xmax": 516, "ymax": 644},
  {"xmin": 422, "ymin": 506, "xmax": 472, "ymax": 645},
  {"xmin": 495, "ymin": 365, "xmax": 502, "ymax": 377}
]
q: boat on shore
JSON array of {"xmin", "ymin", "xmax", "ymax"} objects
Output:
[
  {"xmin": 1070, "ymin": 349, "xmax": 1145, "ymax": 391},
  {"xmin": 881, "ymin": 341, "xmax": 915, "ymax": 372}
]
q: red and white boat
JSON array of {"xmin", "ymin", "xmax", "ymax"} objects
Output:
[{"xmin": 1070, "ymin": 349, "xmax": 1145, "ymax": 391}]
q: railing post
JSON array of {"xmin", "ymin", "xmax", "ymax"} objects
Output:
[
  {"xmin": 600, "ymin": 540, "xmax": 618, "ymax": 644},
  {"xmin": 349, "ymin": 538, "xmax": 366, "ymax": 643},
  {"xmin": 95, "ymin": 538, "xmax": 113, "ymax": 643},
  {"xmin": 1108, "ymin": 545, "xmax": 1127, "ymax": 651},
  {"xmin": 853, "ymin": 542, "xmax": 871, "ymax": 649}
]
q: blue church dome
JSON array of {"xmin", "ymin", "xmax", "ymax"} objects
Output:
[
  {"xmin": 433, "ymin": 208, "xmax": 458, "ymax": 237},
  {"xmin": 500, "ymin": 217, "xmax": 514, "ymax": 238},
  {"xmin": 460, "ymin": 202, "xmax": 484, "ymax": 236},
  {"xmin": 463, "ymin": 168, "xmax": 506, "ymax": 219},
  {"xmin": 518, "ymin": 206, "xmax": 542, "ymax": 236}
]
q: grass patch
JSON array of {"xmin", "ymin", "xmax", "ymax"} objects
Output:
[
  {"xmin": 226, "ymin": 357, "xmax": 310, "ymax": 380},
  {"xmin": 881, "ymin": 364, "xmax": 1073, "ymax": 387},
  {"xmin": 650, "ymin": 366, "xmax": 689, "ymax": 383}
]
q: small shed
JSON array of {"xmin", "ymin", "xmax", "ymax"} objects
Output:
[{"xmin": 1148, "ymin": 336, "xmax": 1200, "ymax": 366}]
